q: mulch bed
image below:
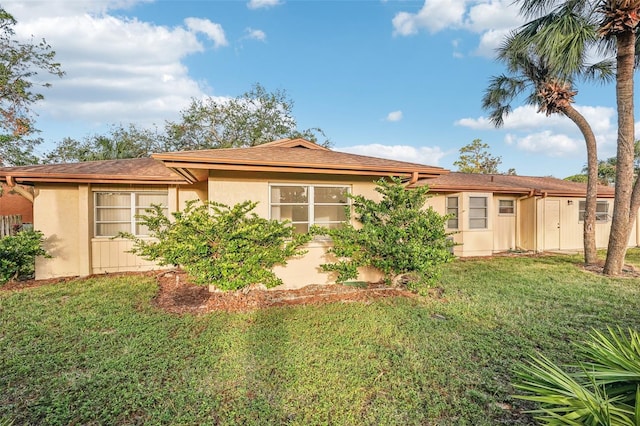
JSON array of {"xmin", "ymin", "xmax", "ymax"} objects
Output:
[{"xmin": 1, "ymin": 269, "xmax": 427, "ymax": 314}]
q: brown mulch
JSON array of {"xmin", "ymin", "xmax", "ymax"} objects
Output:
[
  {"xmin": 154, "ymin": 270, "xmax": 424, "ymax": 314},
  {"xmin": 1, "ymin": 269, "xmax": 427, "ymax": 314}
]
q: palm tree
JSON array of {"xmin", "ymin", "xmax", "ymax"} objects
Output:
[
  {"xmin": 514, "ymin": 0, "xmax": 640, "ymax": 274},
  {"xmin": 483, "ymin": 11, "xmax": 611, "ymax": 265}
]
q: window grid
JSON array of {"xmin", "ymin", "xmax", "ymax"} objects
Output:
[
  {"xmin": 94, "ymin": 192, "xmax": 168, "ymax": 237},
  {"xmin": 578, "ymin": 200, "xmax": 609, "ymax": 222},
  {"xmin": 446, "ymin": 196, "xmax": 459, "ymax": 229},
  {"xmin": 498, "ymin": 199, "xmax": 515, "ymax": 215},
  {"xmin": 469, "ymin": 196, "xmax": 488, "ymax": 229},
  {"xmin": 269, "ymin": 184, "xmax": 350, "ymax": 232}
]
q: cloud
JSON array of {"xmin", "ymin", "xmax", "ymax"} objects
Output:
[
  {"xmin": 184, "ymin": 17, "xmax": 228, "ymax": 48},
  {"xmin": 392, "ymin": 0, "xmax": 523, "ymax": 57},
  {"xmin": 244, "ymin": 27, "xmax": 267, "ymax": 41},
  {"xmin": 337, "ymin": 144, "xmax": 446, "ymax": 166},
  {"xmin": 386, "ymin": 110, "xmax": 403, "ymax": 122},
  {"xmin": 247, "ymin": 0, "xmax": 283, "ymax": 10},
  {"xmin": 5, "ymin": 3, "xmax": 220, "ymax": 129},
  {"xmin": 505, "ymin": 131, "xmax": 581, "ymax": 157}
]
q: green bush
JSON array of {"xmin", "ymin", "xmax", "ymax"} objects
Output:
[
  {"xmin": 123, "ymin": 200, "xmax": 311, "ymax": 290},
  {"xmin": 516, "ymin": 327, "xmax": 640, "ymax": 425},
  {"xmin": 0, "ymin": 229, "xmax": 50, "ymax": 284},
  {"xmin": 313, "ymin": 177, "xmax": 454, "ymax": 295}
]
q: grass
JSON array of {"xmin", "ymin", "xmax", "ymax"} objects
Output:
[{"xmin": 2, "ymin": 251, "xmax": 640, "ymax": 425}]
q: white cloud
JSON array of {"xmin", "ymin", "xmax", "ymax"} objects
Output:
[
  {"xmin": 3, "ymin": 3, "xmax": 226, "ymax": 130},
  {"xmin": 337, "ymin": 144, "xmax": 446, "ymax": 166},
  {"xmin": 392, "ymin": 0, "xmax": 467, "ymax": 35},
  {"xmin": 505, "ymin": 131, "xmax": 581, "ymax": 157},
  {"xmin": 247, "ymin": 0, "xmax": 283, "ymax": 10},
  {"xmin": 386, "ymin": 110, "xmax": 403, "ymax": 122},
  {"xmin": 184, "ymin": 18, "xmax": 228, "ymax": 48},
  {"xmin": 245, "ymin": 28, "xmax": 267, "ymax": 41}
]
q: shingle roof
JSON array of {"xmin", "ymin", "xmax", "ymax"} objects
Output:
[
  {"xmin": 418, "ymin": 172, "xmax": 615, "ymax": 197},
  {"xmin": 0, "ymin": 157, "xmax": 185, "ymax": 185},
  {"xmin": 153, "ymin": 139, "xmax": 446, "ymax": 179}
]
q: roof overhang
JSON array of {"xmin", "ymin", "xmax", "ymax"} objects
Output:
[{"xmin": 0, "ymin": 173, "xmax": 186, "ymax": 185}]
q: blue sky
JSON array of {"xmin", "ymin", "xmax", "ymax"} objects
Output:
[{"xmin": 5, "ymin": 0, "xmax": 633, "ymax": 177}]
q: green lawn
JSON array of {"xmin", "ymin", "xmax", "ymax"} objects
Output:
[{"xmin": 2, "ymin": 252, "xmax": 640, "ymax": 425}]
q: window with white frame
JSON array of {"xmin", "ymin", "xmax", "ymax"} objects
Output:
[
  {"xmin": 94, "ymin": 192, "xmax": 168, "ymax": 237},
  {"xmin": 469, "ymin": 196, "xmax": 488, "ymax": 229},
  {"xmin": 578, "ymin": 200, "xmax": 609, "ymax": 222},
  {"xmin": 498, "ymin": 199, "xmax": 515, "ymax": 215},
  {"xmin": 270, "ymin": 185, "xmax": 349, "ymax": 233},
  {"xmin": 446, "ymin": 196, "xmax": 459, "ymax": 229}
]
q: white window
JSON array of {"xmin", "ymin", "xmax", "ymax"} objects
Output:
[
  {"xmin": 469, "ymin": 196, "xmax": 488, "ymax": 229},
  {"xmin": 446, "ymin": 196, "xmax": 459, "ymax": 229},
  {"xmin": 498, "ymin": 199, "xmax": 515, "ymax": 215},
  {"xmin": 94, "ymin": 192, "xmax": 168, "ymax": 237},
  {"xmin": 270, "ymin": 185, "xmax": 349, "ymax": 233},
  {"xmin": 579, "ymin": 200, "xmax": 609, "ymax": 222}
]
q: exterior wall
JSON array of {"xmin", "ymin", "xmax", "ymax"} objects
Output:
[
  {"xmin": 518, "ymin": 197, "xmax": 537, "ymax": 251},
  {"xmin": 0, "ymin": 183, "xmax": 33, "ymax": 223},
  {"xmin": 208, "ymin": 171, "xmax": 384, "ymax": 288},
  {"xmin": 34, "ymin": 184, "xmax": 85, "ymax": 279}
]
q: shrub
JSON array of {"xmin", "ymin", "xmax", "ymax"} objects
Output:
[
  {"xmin": 516, "ymin": 327, "xmax": 640, "ymax": 425},
  {"xmin": 0, "ymin": 229, "xmax": 50, "ymax": 284},
  {"xmin": 313, "ymin": 177, "xmax": 454, "ymax": 295},
  {"xmin": 123, "ymin": 200, "xmax": 311, "ymax": 290}
]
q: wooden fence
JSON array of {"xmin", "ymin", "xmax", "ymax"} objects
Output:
[{"xmin": 0, "ymin": 214, "xmax": 22, "ymax": 238}]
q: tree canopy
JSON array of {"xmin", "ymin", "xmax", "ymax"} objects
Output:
[
  {"xmin": 453, "ymin": 139, "xmax": 504, "ymax": 174},
  {"xmin": 44, "ymin": 83, "xmax": 328, "ymax": 163}
]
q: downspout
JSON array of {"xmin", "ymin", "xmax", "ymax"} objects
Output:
[{"xmin": 404, "ymin": 171, "xmax": 419, "ymax": 187}]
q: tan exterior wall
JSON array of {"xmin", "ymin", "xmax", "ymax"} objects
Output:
[
  {"xmin": 209, "ymin": 171, "xmax": 384, "ymax": 287},
  {"xmin": 34, "ymin": 184, "xmax": 84, "ymax": 279},
  {"xmin": 518, "ymin": 197, "xmax": 537, "ymax": 251}
]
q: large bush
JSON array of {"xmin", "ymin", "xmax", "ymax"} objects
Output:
[
  {"xmin": 0, "ymin": 229, "xmax": 50, "ymax": 284},
  {"xmin": 314, "ymin": 177, "xmax": 454, "ymax": 294},
  {"xmin": 124, "ymin": 200, "xmax": 311, "ymax": 290}
]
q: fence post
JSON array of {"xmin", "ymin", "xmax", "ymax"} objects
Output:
[{"xmin": 0, "ymin": 214, "xmax": 22, "ymax": 238}]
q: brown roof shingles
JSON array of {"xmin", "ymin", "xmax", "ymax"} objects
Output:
[
  {"xmin": 419, "ymin": 172, "xmax": 615, "ymax": 197},
  {"xmin": 0, "ymin": 157, "xmax": 185, "ymax": 185}
]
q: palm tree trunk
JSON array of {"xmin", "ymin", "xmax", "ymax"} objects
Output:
[
  {"xmin": 562, "ymin": 105, "xmax": 598, "ymax": 265},
  {"xmin": 603, "ymin": 30, "xmax": 636, "ymax": 275}
]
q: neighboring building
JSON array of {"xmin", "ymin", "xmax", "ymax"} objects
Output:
[
  {"xmin": 0, "ymin": 183, "xmax": 34, "ymax": 223},
  {"xmin": 0, "ymin": 138, "xmax": 630, "ymax": 288}
]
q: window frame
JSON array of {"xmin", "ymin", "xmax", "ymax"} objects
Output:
[
  {"xmin": 268, "ymin": 184, "xmax": 350, "ymax": 233},
  {"xmin": 578, "ymin": 200, "xmax": 610, "ymax": 223},
  {"xmin": 446, "ymin": 196, "xmax": 459, "ymax": 229},
  {"xmin": 469, "ymin": 196, "xmax": 489, "ymax": 229},
  {"xmin": 93, "ymin": 191, "xmax": 168, "ymax": 238},
  {"xmin": 498, "ymin": 199, "xmax": 515, "ymax": 216}
]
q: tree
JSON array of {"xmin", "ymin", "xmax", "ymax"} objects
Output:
[
  {"xmin": 162, "ymin": 83, "xmax": 329, "ymax": 151},
  {"xmin": 513, "ymin": 0, "xmax": 640, "ymax": 274},
  {"xmin": 453, "ymin": 139, "xmax": 503, "ymax": 174},
  {"xmin": 44, "ymin": 124, "xmax": 162, "ymax": 163},
  {"xmin": 482, "ymin": 13, "xmax": 610, "ymax": 266},
  {"xmin": 0, "ymin": 7, "xmax": 63, "ymax": 137}
]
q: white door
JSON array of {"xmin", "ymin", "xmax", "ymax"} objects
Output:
[{"xmin": 544, "ymin": 200, "xmax": 560, "ymax": 250}]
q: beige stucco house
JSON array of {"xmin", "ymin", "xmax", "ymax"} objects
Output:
[{"xmin": 0, "ymin": 138, "xmax": 630, "ymax": 288}]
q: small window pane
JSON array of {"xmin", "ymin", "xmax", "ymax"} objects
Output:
[
  {"xmin": 136, "ymin": 193, "xmax": 167, "ymax": 207},
  {"xmin": 315, "ymin": 187, "xmax": 349, "ymax": 203},
  {"xmin": 96, "ymin": 208, "xmax": 130, "ymax": 222},
  {"xmin": 271, "ymin": 186, "xmax": 308, "ymax": 203},
  {"xmin": 446, "ymin": 196, "xmax": 459, "ymax": 229},
  {"xmin": 96, "ymin": 192, "xmax": 130, "ymax": 207},
  {"xmin": 314, "ymin": 205, "xmax": 347, "ymax": 222},
  {"xmin": 292, "ymin": 223, "xmax": 309, "ymax": 234},
  {"xmin": 271, "ymin": 205, "xmax": 308, "ymax": 222},
  {"xmin": 96, "ymin": 223, "xmax": 130, "ymax": 236},
  {"xmin": 499, "ymin": 200, "xmax": 515, "ymax": 214},
  {"xmin": 470, "ymin": 218, "xmax": 487, "ymax": 229},
  {"xmin": 469, "ymin": 197, "xmax": 487, "ymax": 208}
]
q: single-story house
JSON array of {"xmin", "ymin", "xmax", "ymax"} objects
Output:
[{"xmin": 0, "ymin": 138, "xmax": 629, "ymax": 288}]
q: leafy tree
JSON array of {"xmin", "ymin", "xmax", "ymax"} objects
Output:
[
  {"xmin": 564, "ymin": 174, "xmax": 589, "ymax": 183},
  {"xmin": 44, "ymin": 124, "xmax": 162, "ymax": 163},
  {"xmin": 515, "ymin": 327, "xmax": 640, "ymax": 425},
  {"xmin": 453, "ymin": 139, "xmax": 503, "ymax": 174},
  {"xmin": 162, "ymin": 83, "xmax": 329, "ymax": 151},
  {"xmin": 122, "ymin": 200, "xmax": 311, "ymax": 291},
  {"xmin": 313, "ymin": 177, "xmax": 454, "ymax": 295},
  {"xmin": 512, "ymin": 0, "xmax": 640, "ymax": 274},
  {"xmin": 483, "ymin": 14, "xmax": 610, "ymax": 266},
  {"xmin": 0, "ymin": 7, "xmax": 63, "ymax": 137}
]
